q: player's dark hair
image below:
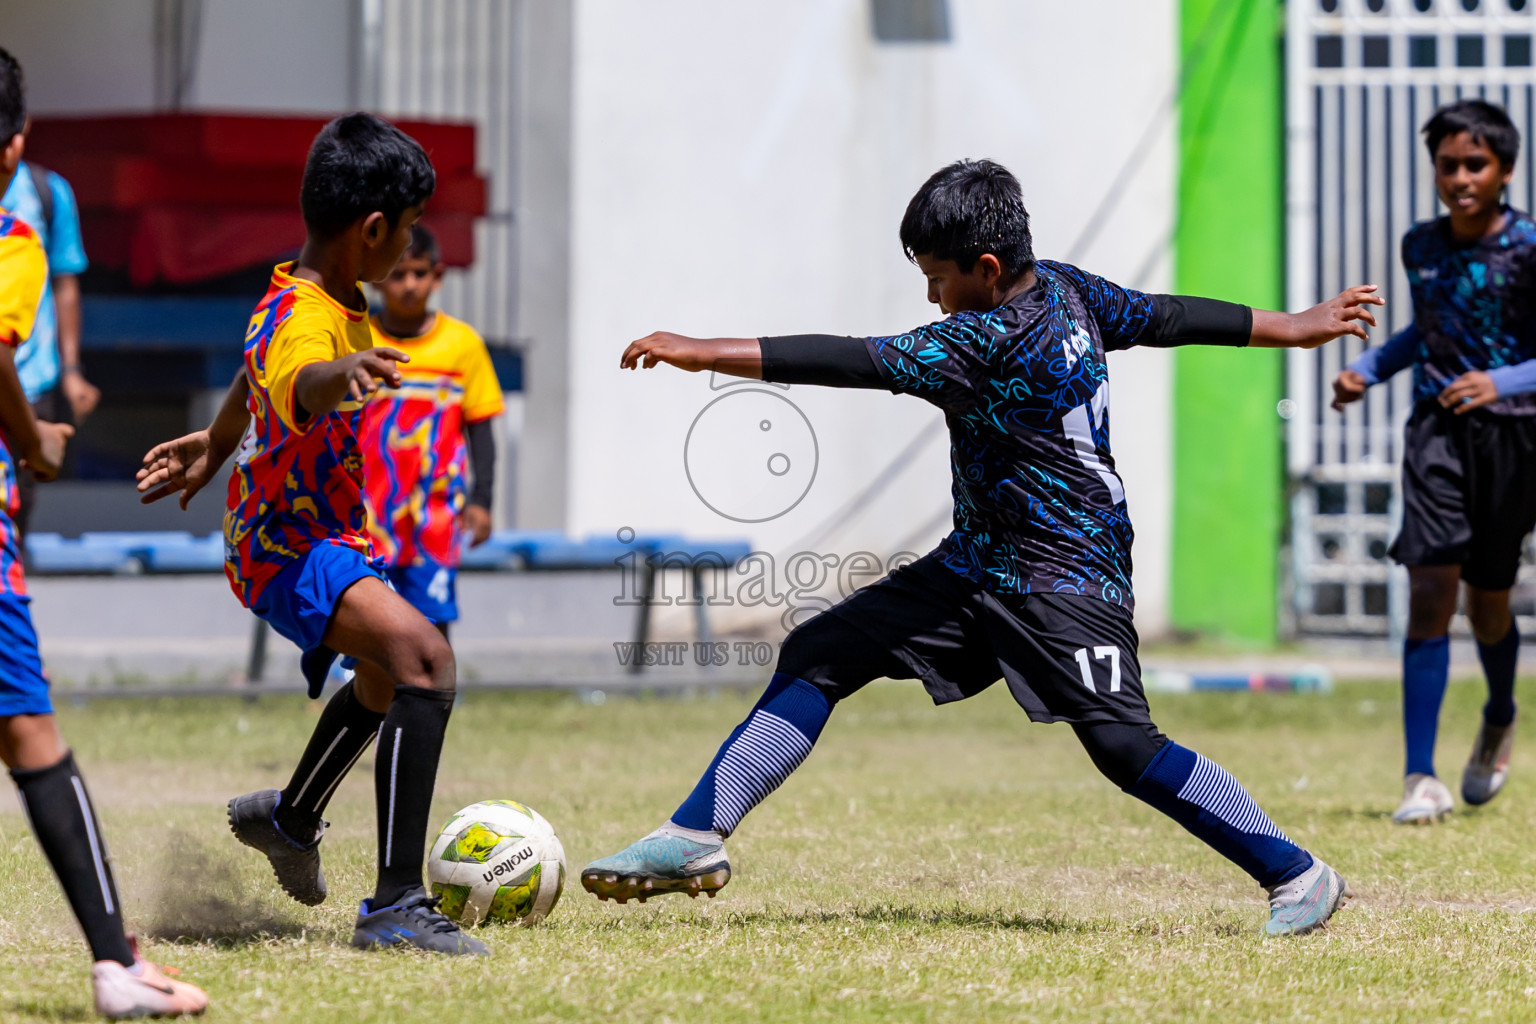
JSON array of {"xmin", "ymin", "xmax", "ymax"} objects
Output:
[
  {"xmin": 403, "ymin": 222, "xmax": 440, "ymax": 264},
  {"xmin": 0, "ymin": 47, "xmax": 25, "ymax": 141},
  {"xmin": 301, "ymin": 112, "xmax": 436, "ymax": 239},
  {"xmin": 900, "ymin": 159, "xmax": 1034, "ymax": 277},
  {"xmin": 1423, "ymin": 99, "xmax": 1520, "ymax": 169}
]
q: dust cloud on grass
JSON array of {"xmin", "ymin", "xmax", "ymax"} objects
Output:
[{"xmin": 142, "ymin": 828, "xmax": 304, "ymax": 944}]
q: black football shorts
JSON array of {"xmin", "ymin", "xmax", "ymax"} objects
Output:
[
  {"xmin": 800, "ymin": 551, "xmax": 1153, "ymax": 726},
  {"xmin": 1391, "ymin": 401, "xmax": 1536, "ymax": 591}
]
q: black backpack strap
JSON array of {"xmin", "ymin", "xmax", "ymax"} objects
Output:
[{"xmin": 25, "ymin": 162, "xmax": 53, "ymax": 232}]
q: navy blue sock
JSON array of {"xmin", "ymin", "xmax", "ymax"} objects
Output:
[
  {"xmin": 1478, "ymin": 625, "xmax": 1519, "ymax": 728},
  {"xmin": 1127, "ymin": 742, "xmax": 1312, "ymax": 889},
  {"xmin": 1403, "ymin": 635, "xmax": 1450, "ymax": 776},
  {"xmin": 672, "ymin": 674, "xmax": 831, "ymax": 836}
]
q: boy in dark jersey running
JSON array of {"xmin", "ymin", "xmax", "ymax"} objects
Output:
[
  {"xmin": 584, "ymin": 159, "xmax": 1382, "ymax": 936},
  {"xmin": 1334, "ymin": 100, "xmax": 1536, "ymax": 823}
]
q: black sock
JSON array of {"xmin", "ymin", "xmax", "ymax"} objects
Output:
[
  {"xmin": 1479, "ymin": 624, "xmax": 1520, "ymax": 728},
  {"xmin": 276, "ymin": 681, "xmax": 385, "ymax": 842},
  {"xmin": 373, "ymin": 685, "xmax": 454, "ymax": 908},
  {"xmin": 11, "ymin": 752, "xmax": 135, "ymax": 966}
]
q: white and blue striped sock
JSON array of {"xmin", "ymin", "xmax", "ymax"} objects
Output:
[
  {"xmin": 672, "ymin": 674, "xmax": 832, "ymax": 837},
  {"xmin": 1129, "ymin": 742, "xmax": 1311, "ymax": 889},
  {"xmin": 1177, "ymin": 751, "xmax": 1294, "ymax": 844}
]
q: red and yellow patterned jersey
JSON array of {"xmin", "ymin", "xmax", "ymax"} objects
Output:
[
  {"xmin": 359, "ymin": 312, "xmax": 503, "ymax": 569},
  {"xmin": 0, "ymin": 209, "xmax": 47, "ymax": 597},
  {"xmin": 224, "ymin": 263, "xmax": 375, "ymax": 607}
]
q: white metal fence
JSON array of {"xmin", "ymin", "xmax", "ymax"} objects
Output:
[
  {"xmin": 363, "ymin": 0, "xmax": 520, "ymax": 347},
  {"xmin": 1285, "ymin": 0, "xmax": 1536, "ymax": 637},
  {"xmin": 357, "ymin": 0, "xmax": 529, "ymax": 525}
]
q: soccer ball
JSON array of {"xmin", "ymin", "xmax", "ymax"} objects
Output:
[{"xmin": 427, "ymin": 800, "xmax": 567, "ymax": 927}]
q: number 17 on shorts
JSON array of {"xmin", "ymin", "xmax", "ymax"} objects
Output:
[{"xmin": 1073, "ymin": 646, "xmax": 1122, "ymax": 692}]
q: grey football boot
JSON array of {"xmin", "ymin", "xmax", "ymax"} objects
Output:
[
  {"xmin": 352, "ymin": 891, "xmax": 489, "ymax": 955},
  {"xmin": 1463, "ymin": 714, "xmax": 1517, "ymax": 806},
  {"xmin": 228, "ymin": 789, "xmax": 327, "ymax": 906}
]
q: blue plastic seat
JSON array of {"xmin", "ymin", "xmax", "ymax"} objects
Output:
[
  {"xmin": 25, "ymin": 533, "xmax": 140, "ymax": 575},
  {"xmin": 456, "ymin": 529, "xmax": 565, "ymax": 571},
  {"xmin": 521, "ymin": 532, "xmax": 654, "ymax": 570},
  {"xmin": 142, "ymin": 533, "xmax": 225, "ymax": 573},
  {"xmin": 79, "ymin": 531, "xmax": 194, "ymax": 556},
  {"xmin": 645, "ymin": 538, "xmax": 753, "ymax": 569}
]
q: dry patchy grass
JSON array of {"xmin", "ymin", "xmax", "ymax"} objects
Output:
[{"xmin": 2, "ymin": 678, "xmax": 1534, "ymax": 1022}]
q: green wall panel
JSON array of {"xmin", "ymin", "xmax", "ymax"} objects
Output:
[{"xmin": 1172, "ymin": 0, "xmax": 1285, "ymax": 643}]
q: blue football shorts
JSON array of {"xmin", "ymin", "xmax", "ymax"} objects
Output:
[
  {"xmin": 0, "ymin": 592, "xmax": 52, "ymax": 717},
  {"xmin": 250, "ymin": 542, "xmax": 386, "ymax": 698},
  {"xmin": 384, "ymin": 563, "xmax": 458, "ymax": 624}
]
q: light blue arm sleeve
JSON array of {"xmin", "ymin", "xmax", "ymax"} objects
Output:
[
  {"xmin": 1488, "ymin": 360, "xmax": 1536, "ymax": 398},
  {"xmin": 44, "ymin": 171, "xmax": 87, "ymax": 276},
  {"xmin": 1346, "ymin": 322, "xmax": 1417, "ymax": 386}
]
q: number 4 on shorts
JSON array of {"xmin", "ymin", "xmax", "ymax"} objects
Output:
[
  {"xmin": 427, "ymin": 568, "xmax": 451, "ymax": 604},
  {"xmin": 1072, "ymin": 646, "xmax": 1121, "ymax": 692}
]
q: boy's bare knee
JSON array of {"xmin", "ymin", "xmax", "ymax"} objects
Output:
[
  {"xmin": 0, "ymin": 714, "xmax": 67, "ymax": 771},
  {"xmin": 390, "ymin": 625, "xmax": 456, "ymax": 692},
  {"xmin": 426, "ymin": 633, "xmax": 456, "ymax": 691}
]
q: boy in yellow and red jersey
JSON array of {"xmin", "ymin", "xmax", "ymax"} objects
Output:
[
  {"xmin": 360, "ymin": 224, "xmax": 502, "ymax": 633},
  {"xmin": 138, "ymin": 113, "xmax": 487, "ymax": 956},
  {"xmin": 0, "ymin": 48, "xmax": 207, "ymax": 1018}
]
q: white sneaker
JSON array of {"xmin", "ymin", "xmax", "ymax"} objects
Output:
[
  {"xmin": 91, "ymin": 938, "xmax": 208, "ymax": 1019},
  {"xmin": 1462, "ymin": 715, "xmax": 1516, "ymax": 806},
  {"xmin": 1392, "ymin": 772, "xmax": 1453, "ymax": 824}
]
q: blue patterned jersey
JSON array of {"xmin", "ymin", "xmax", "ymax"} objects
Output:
[
  {"xmin": 863, "ymin": 260, "xmax": 1155, "ymax": 609},
  {"xmin": 1402, "ymin": 208, "xmax": 1536, "ymax": 415}
]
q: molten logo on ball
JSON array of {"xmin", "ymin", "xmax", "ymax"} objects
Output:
[{"xmin": 685, "ymin": 385, "xmax": 818, "ymax": 523}]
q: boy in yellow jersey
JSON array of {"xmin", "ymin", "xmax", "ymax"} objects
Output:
[
  {"xmin": 137, "ymin": 113, "xmax": 486, "ymax": 955},
  {"xmin": 360, "ymin": 224, "xmax": 503, "ymax": 634},
  {"xmin": 0, "ymin": 48, "xmax": 207, "ymax": 1018}
]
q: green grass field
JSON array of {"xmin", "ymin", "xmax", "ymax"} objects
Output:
[{"xmin": 2, "ymin": 677, "xmax": 1534, "ymax": 1023}]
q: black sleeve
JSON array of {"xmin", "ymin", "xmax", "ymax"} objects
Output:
[
  {"xmin": 465, "ymin": 418, "xmax": 497, "ymax": 509},
  {"xmin": 1142, "ymin": 295, "xmax": 1252, "ymax": 348},
  {"xmin": 758, "ymin": 335, "xmax": 887, "ymax": 388}
]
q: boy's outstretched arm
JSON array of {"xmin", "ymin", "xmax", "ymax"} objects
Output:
[
  {"xmin": 291, "ymin": 346, "xmax": 410, "ymax": 422},
  {"xmin": 137, "ymin": 368, "xmax": 251, "ymax": 508},
  {"xmin": 621, "ymin": 333, "xmax": 885, "ymax": 387},
  {"xmin": 1248, "ymin": 285, "xmax": 1384, "ymax": 348},
  {"xmin": 620, "ymin": 334, "xmax": 764, "ymax": 379}
]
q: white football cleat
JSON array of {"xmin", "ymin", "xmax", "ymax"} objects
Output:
[
  {"xmin": 1392, "ymin": 772, "xmax": 1453, "ymax": 824},
  {"xmin": 92, "ymin": 938, "xmax": 208, "ymax": 1019},
  {"xmin": 1462, "ymin": 715, "xmax": 1516, "ymax": 806}
]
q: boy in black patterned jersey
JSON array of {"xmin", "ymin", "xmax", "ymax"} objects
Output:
[
  {"xmin": 1334, "ymin": 100, "xmax": 1536, "ymax": 822},
  {"xmin": 583, "ymin": 159, "xmax": 1382, "ymax": 936}
]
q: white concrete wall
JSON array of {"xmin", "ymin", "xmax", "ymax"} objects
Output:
[
  {"xmin": 564, "ymin": 0, "xmax": 1178, "ymax": 634},
  {"xmin": 0, "ymin": 0, "xmax": 354, "ymax": 115},
  {"xmin": 0, "ymin": 0, "xmax": 158, "ymax": 112},
  {"xmin": 0, "ymin": 0, "xmax": 1179, "ymax": 635}
]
